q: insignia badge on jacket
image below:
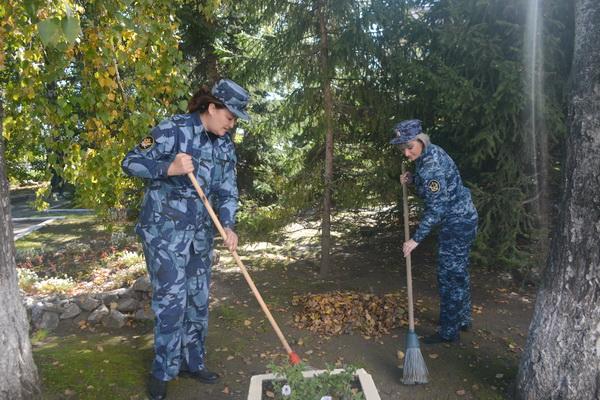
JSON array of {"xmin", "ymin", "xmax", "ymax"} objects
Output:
[
  {"xmin": 139, "ymin": 136, "xmax": 155, "ymax": 150},
  {"xmin": 428, "ymin": 180, "xmax": 440, "ymax": 193}
]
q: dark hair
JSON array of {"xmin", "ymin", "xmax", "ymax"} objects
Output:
[{"xmin": 187, "ymin": 85, "xmax": 227, "ymax": 114}]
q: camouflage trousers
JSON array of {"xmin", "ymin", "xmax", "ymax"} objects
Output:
[
  {"xmin": 141, "ymin": 234, "xmax": 213, "ymax": 381},
  {"xmin": 437, "ymin": 218, "xmax": 477, "ymax": 340}
]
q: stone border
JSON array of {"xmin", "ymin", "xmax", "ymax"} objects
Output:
[
  {"xmin": 247, "ymin": 368, "xmax": 381, "ymax": 400},
  {"xmin": 23, "ymin": 275, "xmax": 154, "ymax": 332}
]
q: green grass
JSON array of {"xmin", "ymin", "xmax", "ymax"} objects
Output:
[
  {"xmin": 33, "ymin": 332, "xmax": 154, "ymax": 400},
  {"xmin": 212, "ymin": 304, "xmax": 250, "ymax": 326},
  {"xmin": 15, "ymin": 215, "xmax": 133, "ymax": 251}
]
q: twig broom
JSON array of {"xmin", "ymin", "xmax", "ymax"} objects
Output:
[{"xmin": 400, "ymin": 164, "xmax": 429, "ymax": 384}]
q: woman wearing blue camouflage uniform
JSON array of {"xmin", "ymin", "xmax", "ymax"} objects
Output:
[
  {"xmin": 391, "ymin": 119, "xmax": 478, "ymax": 344},
  {"xmin": 122, "ymin": 79, "xmax": 250, "ymax": 400}
]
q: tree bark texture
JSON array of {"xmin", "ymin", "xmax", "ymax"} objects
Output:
[
  {"xmin": 317, "ymin": 0, "xmax": 334, "ymax": 278},
  {"xmin": 0, "ymin": 97, "xmax": 41, "ymax": 399},
  {"xmin": 516, "ymin": 1, "xmax": 600, "ymax": 398}
]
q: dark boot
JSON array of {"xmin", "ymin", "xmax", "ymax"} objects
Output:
[
  {"xmin": 180, "ymin": 368, "xmax": 220, "ymax": 384},
  {"xmin": 148, "ymin": 376, "xmax": 167, "ymax": 400},
  {"xmin": 422, "ymin": 333, "xmax": 458, "ymax": 344}
]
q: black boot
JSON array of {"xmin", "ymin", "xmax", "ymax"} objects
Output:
[
  {"xmin": 422, "ymin": 333, "xmax": 458, "ymax": 344},
  {"xmin": 148, "ymin": 376, "xmax": 167, "ymax": 400},
  {"xmin": 180, "ymin": 368, "xmax": 220, "ymax": 384}
]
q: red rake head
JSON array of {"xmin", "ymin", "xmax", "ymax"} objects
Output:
[{"xmin": 288, "ymin": 352, "xmax": 301, "ymax": 365}]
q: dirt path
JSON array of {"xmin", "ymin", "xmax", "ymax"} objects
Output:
[{"xmin": 168, "ymin": 226, "xmax": 535, "ymax": 400}]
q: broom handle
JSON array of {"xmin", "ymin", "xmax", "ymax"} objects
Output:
[
  {"xmin": 401, "ymin": 164, "xmax": 416, "ymax": 332},
  {"xmin": 187, "ymin": 172, "xmax": 298, "ymax": 362}
]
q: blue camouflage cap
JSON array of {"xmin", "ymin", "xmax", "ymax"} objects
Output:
[
  {"xmin": 211, "ymin": 79, "xmax": 251, "ymax": 121},
  {"xmin": 390, "ymin": 119, "xmax": 422, "ymax": 145}
]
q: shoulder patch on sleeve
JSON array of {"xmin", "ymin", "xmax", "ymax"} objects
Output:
[
  {"xmin": 139, "ymin": 136, "xmax": 155, "ymax": 150},
  {"xmin": 428, "ymin": 179, "xmax": 440, "ymax": 193}
]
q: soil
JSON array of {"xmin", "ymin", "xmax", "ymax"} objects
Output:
[{"xmin": 31, "ymin": 215, "xmax": 537, "ymax": 400}]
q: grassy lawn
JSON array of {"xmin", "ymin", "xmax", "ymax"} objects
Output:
[{"xmin": 33, "ymin": 332, "xmax": 154, "ymax": 400}]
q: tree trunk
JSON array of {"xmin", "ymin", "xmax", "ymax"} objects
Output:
[
  {"xmin": 317, "ymin": 0, "xmax": 334, "ymax": 278},
  {"xmin": 515, "ymin": 1, "xmax": 600, "ymax": 398},
  {"xmin": 0, "ymin": 96, "xmax": 41, "ymax": 399}
]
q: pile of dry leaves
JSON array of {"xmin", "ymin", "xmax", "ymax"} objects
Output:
[{"xmin": 292, "ymin": 291, "xmax": 407, "ymax": 337}]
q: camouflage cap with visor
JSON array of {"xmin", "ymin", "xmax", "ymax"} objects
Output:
[
  {"xmin": 390, "ymin": 119, "xmax": 422, "ymax": 145},
  {"xmin": 211, "ymin": 79, "xmax": 251, "ymax": 121}
]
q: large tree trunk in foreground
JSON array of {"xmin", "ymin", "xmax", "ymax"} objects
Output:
[
  {"xmin": 0, "ymin": 97, "xmax": 41, "ymax": 399},
  {"xmin": 515, "ymin": 1, "xmax": 600, "ymax": 398}
]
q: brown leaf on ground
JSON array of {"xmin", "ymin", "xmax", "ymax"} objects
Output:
[
  {"xmin": 292, "ymin": 291, "xmax": 406, "ymax": 337},
  {"xmin": 456, "ymin": 389, "xmax": 466, "ymax": 396}
]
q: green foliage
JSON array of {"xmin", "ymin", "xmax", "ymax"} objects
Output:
[
  {"xmin": 2, "ymin": 0, "xmax": 191, "ymax": 213},
  {"xmin": 268, "ymin": 362, "xmax": 364, "ymax": 400},
  {"xmin": 3, "ymin": 0, "xmax": 574, "ymax": 274}
]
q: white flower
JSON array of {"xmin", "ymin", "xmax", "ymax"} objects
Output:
[{"xmin": 281, "ymin": 384, "xmax": 292, "ymax": 396}]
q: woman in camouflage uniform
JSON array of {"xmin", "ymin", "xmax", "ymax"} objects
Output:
[
  {"xmin": 122, "ymin": 79, "xmax": 250, "ymax": 400},
  {"xmin": 391, "ymin": 119, "xmax": 478, "ymax": 344}
]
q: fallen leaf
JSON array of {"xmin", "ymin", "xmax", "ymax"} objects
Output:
[
  {"xmin": 428, "ymin": 353, "xmax": 439, "ymax": 359},
  {"xmin": 265, "ymin": 390, "xmax": 275, "ymax": 398},
  {"xmin": 456, "ymin": 389, "xmax": 466, "ymax": 396},
  {"xmin": 222, "ymin": 386, "xmax": 230, "ymax": 394},
  {"xmin": 397, "ymin": 350, "xmax": 405, "ymax": 360}
]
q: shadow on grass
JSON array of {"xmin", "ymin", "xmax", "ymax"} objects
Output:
[{"xmin": 34, "ymin": 331, "xmax": 154, "ymax": 400}]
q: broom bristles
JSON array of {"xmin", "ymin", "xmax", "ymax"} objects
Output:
[{"xmin": 402, "ymin": 347, "xmax": 429, "ymax": 385}]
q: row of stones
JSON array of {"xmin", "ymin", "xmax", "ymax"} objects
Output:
[{"xmin": 23, "ymin": 275, "xmax": 155, "ymax": 331}]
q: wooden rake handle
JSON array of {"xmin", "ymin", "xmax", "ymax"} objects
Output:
[
  {"xmin": 187, "ymin": 173, "xmax": 300, "ymax": 364},
  {"xmin": 401, "ymin": 164, "xmax": 416, "ymax": 331}
]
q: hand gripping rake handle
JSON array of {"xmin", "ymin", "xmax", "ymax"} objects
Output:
[
  {"xmin": 187, "ymin": 173, "xmax": 301, "ymax": 365},
  {"xmin": 401, "ymin": 164, "xmax": 416, "ymax": 332}
]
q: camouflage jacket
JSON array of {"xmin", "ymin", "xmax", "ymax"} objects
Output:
[
  {"xmin": 121, "ymin": 113, "xmax": 238, "ymax": 241},
  {"xmin": 413, "ymin": 143, "xmax": 477, "ymax": 243}
]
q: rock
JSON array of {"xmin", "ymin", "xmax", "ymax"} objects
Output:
[
  {"xmin": 88, "ymin": 305, "xmax": 109, "ymax": 324},
  {"xmin": 72, "ymin": 312, "xmax": 89, "ymax": 326},
  {"xmin": 31, "ymin": 302, "xmax": 45, "ymax": 325},
  {"xmin": 100, "ymin": 288, "xmax": 128, "ymax": 305},
  {"xmin": 117, "ymin": 298, "xmax": 139, "ymax": 313},
  {"xmin": 41, "ymin": 301, "xmax": 63, "ymax": 313},
  {"xmin": 103, "ymin": 310, "xmax": 126, "ymax": 329},
  {"xmin": 75, "ymin": 295, "xmax": 102, "ymax": 311},
  {"xmin": 36, "ymin": 312, "xmax": 60, "ymax": 331},
  {"xmin": 132, "ymin": 276, "xmax": 152, "ymax": 292},
  {"xmin": 23, "ymin": 296, "xmax": 36, "ymax": 310},
  {"xmin": 134, "ymin": 307, "xmax": 154, "ymax": 321},
  {"xmin": 60, "ymin": 303, "xmax": 81, "ymax": 319}
]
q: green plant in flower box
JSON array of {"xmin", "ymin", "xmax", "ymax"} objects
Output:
[{"xmin": 266, "ymin": 362, "xmax": 364, "ymax": 400}]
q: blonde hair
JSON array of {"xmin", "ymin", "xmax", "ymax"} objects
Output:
[{"xmin": 416, "ymin": 133, "xmax": 430, "ymax": 148}]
